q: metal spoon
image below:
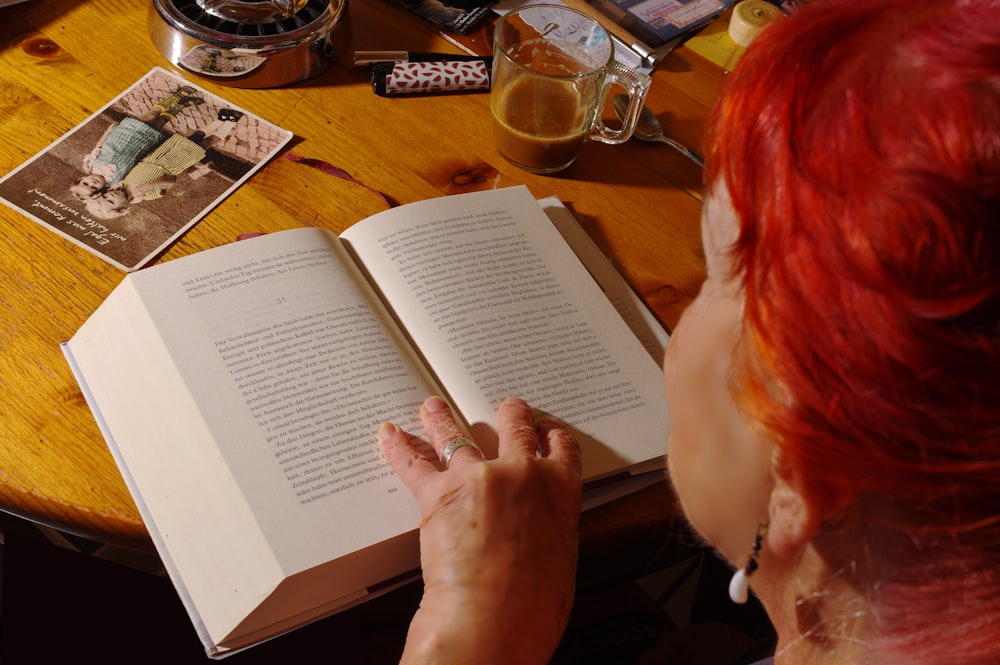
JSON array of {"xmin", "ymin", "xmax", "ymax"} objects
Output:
[{"xmin": 613, "ymin": 94, "xmax": 705, "ymax": 169}]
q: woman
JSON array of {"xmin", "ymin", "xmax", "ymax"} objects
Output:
[{"xmin": 377, "ymin": 0, "xmax": 1000, "ymax": 663}]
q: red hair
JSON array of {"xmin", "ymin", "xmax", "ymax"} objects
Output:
[{"xmin": 707, "ymin": 0, "xmax": 1000, "ymax": 661}]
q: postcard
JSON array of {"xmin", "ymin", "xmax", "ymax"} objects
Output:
[{"xmin": 0, "ymin": 67, "xmax": 292, "ymax": 271}]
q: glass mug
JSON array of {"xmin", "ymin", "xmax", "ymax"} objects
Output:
[{"xmin": 491, "ymin": 4, "xmax": 652, "ymax": 174}]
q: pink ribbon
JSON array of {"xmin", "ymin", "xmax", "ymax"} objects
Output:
[
  {"xmin": 283, "ymin": 151, "xmax": 394, "ymax": 209},
  {"xmin": 237, "ymin": 152, "xmax": 394, "ymax": 241}
]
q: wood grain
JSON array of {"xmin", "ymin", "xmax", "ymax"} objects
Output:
[{"xmin": 0, "ymin": 0, "xmax": 722, "ymax": 550}]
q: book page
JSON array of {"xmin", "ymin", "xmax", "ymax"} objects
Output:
[
  {"xmin": 341, "ymin": 186, "xmax": 668, "ymax": 481},
  {"xmin": 131, "ymin": 228, "xmax": 436, "ymax": 553},
  {"xmin": 67, "ymin": 227, "xmax": 437, "ymax": 643},
  {"xmin": 538, "ymin": 197, "xmax": 670, "ymax": 364}
]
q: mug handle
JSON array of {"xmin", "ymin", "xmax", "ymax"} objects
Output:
[{"xmin": 590, "ymin": 62, "xmax": 652, "ymax": 145}]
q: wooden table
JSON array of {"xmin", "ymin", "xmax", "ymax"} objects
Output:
[{"xmin": 0, "ymin": 0, "xmax": 724, "ymax": 553}]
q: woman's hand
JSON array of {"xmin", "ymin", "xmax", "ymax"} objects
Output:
[{"xmin": 379, "ymin": 395, "xmax": 583, "ymax": 665}]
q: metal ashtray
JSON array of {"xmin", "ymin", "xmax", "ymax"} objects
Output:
[{"xmin": 149, "ymin": 0, "xmax": 351, "ymax": 88}]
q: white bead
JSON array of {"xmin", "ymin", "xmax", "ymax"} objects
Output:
[{"xmin": 729, "ymin": 568, "xmax": 750, "ymax": 604}]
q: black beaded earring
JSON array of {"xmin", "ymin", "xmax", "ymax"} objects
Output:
[{"xmin": 729, "ymin": 522, "xmax": 768, "ymax": 604}]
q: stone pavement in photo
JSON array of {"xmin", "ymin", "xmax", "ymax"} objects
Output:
[{"xmin": 122, "ymin": 71, "xmax": 287, "ymax": 166}]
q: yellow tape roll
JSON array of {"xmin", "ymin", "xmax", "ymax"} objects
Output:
[{"xmin": 728, "ymin": 0, "xmax": 782, "ymax": 47}]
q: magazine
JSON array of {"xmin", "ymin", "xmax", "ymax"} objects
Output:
[
  {"xmin": 584, "ymin": 0, "xmax": 735, "ymax": 47},
  {"xmin": 386, "ymin": 0, "xmax": 497, "ymax": 34}
]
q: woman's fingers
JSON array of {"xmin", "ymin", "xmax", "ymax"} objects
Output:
[
  {"xmin": 496, "ymin": 396, "xmax": 542, "ymax": 458},
  {"xmin": 378, "ymin": 421, "xmax": 438, "ymax": 492},
  {"xmin": 390, "ymin": 395, "xmax": 584, "ymax": 665},
  {"xmin": 385, "ymin": 395, "xmax": 581, "ymax": 478},
  {"xmin": 537, "ymin": 416, "xmax": 583, "ymax": 476},
  {"xmin": 421, "ymin": 396, "xmax": 484, "ymax": 468}
]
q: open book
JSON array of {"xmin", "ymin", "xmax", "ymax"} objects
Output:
[{"xmin": 62, "ymin": 186, "xmax": 670, "ymax": 658}]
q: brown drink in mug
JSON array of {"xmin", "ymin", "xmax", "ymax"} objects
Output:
[{"xmin": 491, "ymin": 5, "xmax": 651, "ymax": 174}]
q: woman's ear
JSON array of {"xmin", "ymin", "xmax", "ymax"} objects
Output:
[{"xmin": 766, "ymin": 466, "xmax": 821, "ymax": 559}]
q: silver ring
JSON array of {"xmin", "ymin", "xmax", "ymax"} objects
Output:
[{"xmin": 441, "ymin": 436, "xmax": 481, "ymax": 467}]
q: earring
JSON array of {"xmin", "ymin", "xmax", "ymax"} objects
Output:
[{"xmin": 729, "ymin": 522, "xmax": 768, "ymax": 604}]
